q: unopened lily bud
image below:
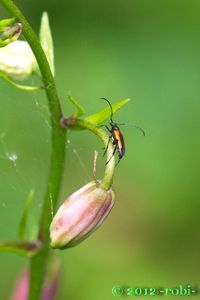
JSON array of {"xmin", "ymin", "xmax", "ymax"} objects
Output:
[
  {"xmin": 50, "ymin": 181, "xmax": 115, "ymax": 249},
  {"xmin": 0, "ymin": 40, "xmax": 37, "ymax": 80}
]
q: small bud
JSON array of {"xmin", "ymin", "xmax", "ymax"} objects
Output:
[
  {"xmin": 10, "ymin": 269, "xmax": 28, "ymax": 300},
  {"xmin": 0, "ymin": 18, "xmax": 22, "ymax": 47},
  {"xmin": 11, "ymin": 262, "xmax": 59, "ymax": 300},
  {"xmin": 0, "ymin": 40, "xmax": 37, "ymax": 80},
  {"xmin": 50, "ymin": 181, "xmax": 115, "ymax": 249},
  {"xmin": 0, "ymin": 23, "xmax": 22, "ymax": 45}
]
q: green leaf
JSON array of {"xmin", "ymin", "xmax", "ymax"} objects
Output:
[
  {"xmin": 68, "ymin": 94, "xmax": 85, "ymax": 117},
  {"xmin": 85, "ymin": 98, "xmax": 130, "ymax": 125},
  {"xmin": 0, "ymin": 72, "xmax": 42, "ymax": 91},
  {"xmin": 18, "ymin": 190, "xmax": 34, "ymax": 241},
  {"xmin": 39, "ymin": 12, "xmax": 55, "ymax": 76}
]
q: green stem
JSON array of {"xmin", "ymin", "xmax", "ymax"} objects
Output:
[
  {"xmin": 76, "ymin": 119, "xmax": 115, "ymax": 190},
  {"xmin": 63, "ymin": 118, "xmax": 115, "ymax": 190},
  {"xmin": 0, "ymin": 1, "xmax": 66, "ymax": 299},
  {"xmin": 0, "ymin": 71, "xmax": 42, "ymax": 91}
]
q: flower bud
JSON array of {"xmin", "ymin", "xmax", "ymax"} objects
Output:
[
  {"xmin": 10, "ymin": 262, "xmax": 59, "ymax": 300},
  {"xmin": 0, "ymin": 23, "xmax": 22, "ymax": 46},
  {"xmin": 11, "ymin": 269, "xmax": 28, "ymax": 300},
  {"xmin": 50, "ymin": 181, "xmax": 115, "ymax": 248},
  {"xmin": 0, "ymin": 40, "xmax": 37, "ymax": 80},
  {"xmin": 0, "ymin": 18, "xmax": 22, "ymax": 47}
]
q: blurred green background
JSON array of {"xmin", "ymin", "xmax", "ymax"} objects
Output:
[{"xmin": 1, "ymin": 0, "xmax": 200, "ymax": 299}]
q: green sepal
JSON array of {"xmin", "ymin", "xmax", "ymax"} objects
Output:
[
  {"xmin": 0, "ymin": 32, "xmax": 21, "ymax": 47},
  {"xmin": 0, "ymin": 40, "xmax": 11, "ymax": 47},
  {"xmin": 85, "ymin": 98, "xmax": 130, "ymax": 125},
  {"xmin": 18, "ymin": 190, "xmax": 34, "ymax": 241},
  {"xmin": 68, "ymin": 94, "xmax": 85, "ymax": 117},
  {"xmin": 0, "ymin": 17, "xmax": 17, "ymax": 30},
  {"xmin": 0, "ymin": 72, "xmax": 42, "ymax": 91},
  {"xmin": 39, "ymin": 12, "xmax": 55, "ymax": 76}
]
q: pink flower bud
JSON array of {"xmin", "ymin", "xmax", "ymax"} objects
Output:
[
  {"xmin": 50, "ymin": 181, "xmax": 115, "ymax": 248},
  {"xmin": 10, "ymin": 269, "xmax": 29, "ymax": 300},
  {"xmin": 10, "ymin": 261, "xmax": 59, "ymax": 300}
]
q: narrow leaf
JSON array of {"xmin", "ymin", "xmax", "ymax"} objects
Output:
[
  {"xmin": 68, "ymin": 94, "xmax": 85, "ymax": 117},
  {"xmin": 39, "ymin": 12, "xmax": 55, "ymax": 76},
  {"xmin": 0, "ymin": 72, "xmax": 42, "ymax": 91},
  {"xmin": 85, "ymin": 98, "xmax": 130, "ymax": 125},
  {"xmin": 18, "ymin": 190, "xmax": 34, "ymax": 241}
]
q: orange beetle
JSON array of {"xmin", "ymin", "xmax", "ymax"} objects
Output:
[
  {"xmin": 101, "ymin": 98, "xmax": 145, "ymax": 166},
  {"xmin": 101, "ymin": 98, "xmax": 125, "ymax": 166}
]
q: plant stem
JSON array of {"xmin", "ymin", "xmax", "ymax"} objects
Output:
[
  {"xmin": 75, "ymin": 119, "xmax": 115, "ymax": 190},
  {"xmin": 0, "ymin": 1, "xmax": 66, "ymax": 299},
  {"xmin": 62, "ymin": 118, "xmax": 115, "ymax": 190}
]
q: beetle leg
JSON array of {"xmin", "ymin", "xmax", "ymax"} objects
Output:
[
  {"xmin": 105, "ymin": 144, "xmax": 117, "ymax": 165},
  {"xmin": 115, "ymin": 157, "xmax": 121, "ymax": 167},
  {"xmin": 113, "ymin": 138, "xmax": 118, "ymax": 145},
  {"xmin": 103, "ymin": 136, "xmax": 112, "ymax": 156},
  {"xmin": 99, "ymin": 124, "xmax": 112, "ymax": 133}
]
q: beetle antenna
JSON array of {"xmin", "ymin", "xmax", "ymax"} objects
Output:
[
  {"xmin": 100, "ymin": 98, "xmax": 114, "ymax": 123},
  {"xmin": 115, "ymin": 122, "xmax": 145, "ymax": 136},
  {"xmin": 133, "ymin": 125, "xmax": 145, "ymax": 136}
]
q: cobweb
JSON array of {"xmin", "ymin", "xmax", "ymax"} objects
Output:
[
  {"xmin": 0, "ymin": 86, "xmax": 93, "ymax": 225},
  {"xmin": 0, "ymin": 132, "xmax": 18, "ymax": 167}
]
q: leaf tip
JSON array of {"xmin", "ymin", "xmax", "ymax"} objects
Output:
[{"xmin": 41, "ymin": 11, "xmax": 49, "ymax": 22}]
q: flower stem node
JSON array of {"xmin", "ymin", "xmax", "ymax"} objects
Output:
[{"xmin": 50, "ymin": 181, "xmax": 115, "ymax": 249}]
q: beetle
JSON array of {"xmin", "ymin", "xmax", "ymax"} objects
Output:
[
  {"xmin": 100, "ymin": 98, "xmax": 145, "ymax": 166},
  {"xmin": 100, "ymin": 98, "xmax": 125, "ymax": 166}
]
